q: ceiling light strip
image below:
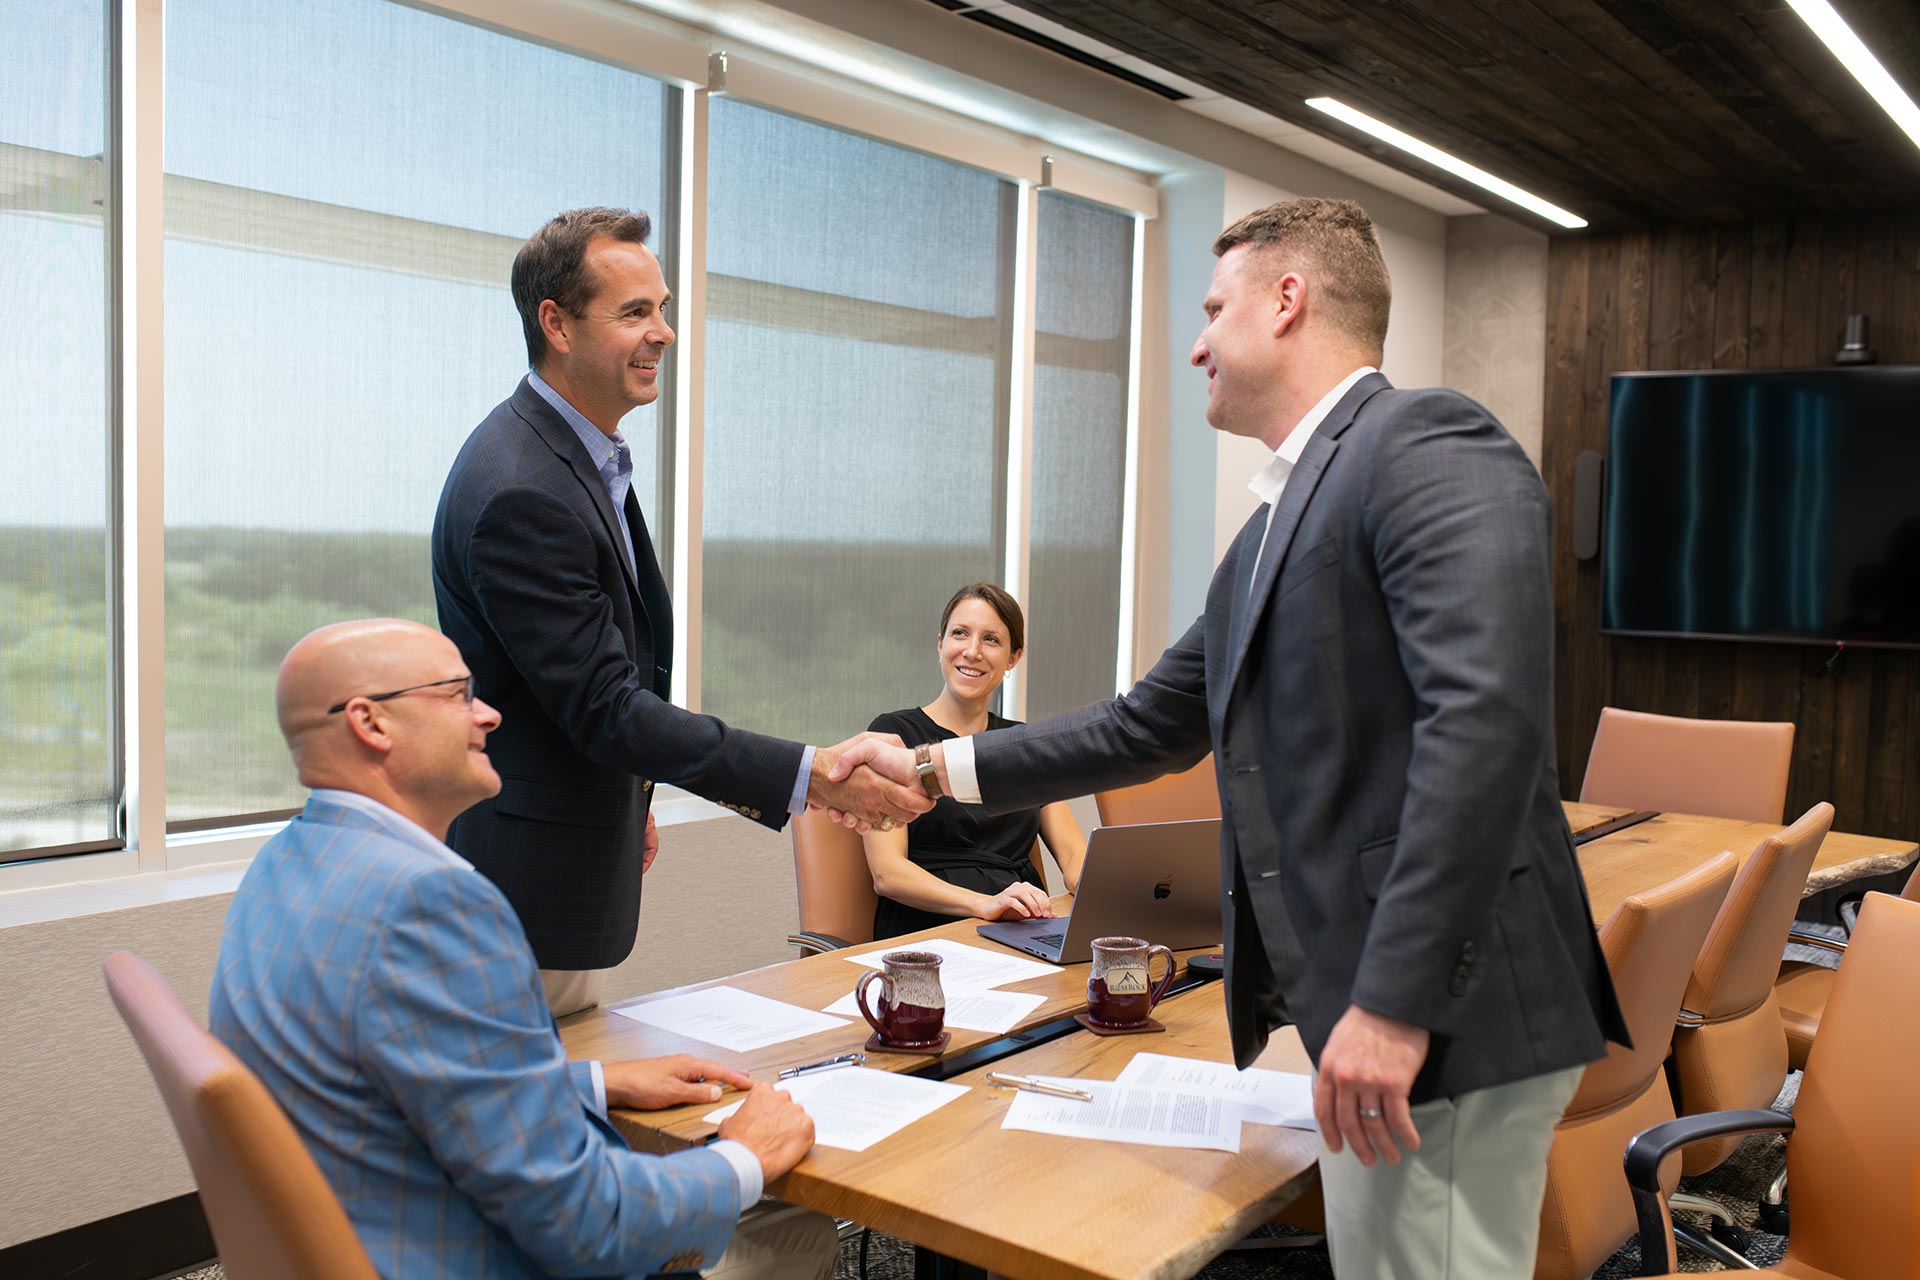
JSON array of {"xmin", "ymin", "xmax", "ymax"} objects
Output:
[
  {"xmin": 1304, "ymin": 97, "xmax": 1587, "ymax": 229},
  {"xmin": 1786, "ymin": 0, "xmax": 1920, "ymax": 151}
]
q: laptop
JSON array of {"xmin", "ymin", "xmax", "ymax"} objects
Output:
[{"xmin": 976, "ymin": 818, "xmax": 1222, "ymax": 964}]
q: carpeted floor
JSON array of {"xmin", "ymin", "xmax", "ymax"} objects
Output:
[{"xmin": 159, "ymin": 1074, "xmax": 1798, "ymax": 1280}]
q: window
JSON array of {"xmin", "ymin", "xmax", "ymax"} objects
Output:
[
  {"xmin": 1023, "ymin": 192, "xmax": 1134, "ymax": 722},
  {"xmin": 161, "ymin": 0, "xmax": 675, "ymax": 823},
  {"xmin": 0, "ymin": 0, "xmax": 116, "ymax": 860},
  {"xmin": 702, "ymin": 101, "xmax": 1017, "ymax": 744}
]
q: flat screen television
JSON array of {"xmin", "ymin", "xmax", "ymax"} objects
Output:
[{"xmin": 1602, "ymin": 367, "xmax": 1920, "ymax": 649}]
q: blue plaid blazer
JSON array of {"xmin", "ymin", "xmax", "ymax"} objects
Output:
[{"xmin": 210, "ymin": 794, "xmax": 743, "ymax": 1278}]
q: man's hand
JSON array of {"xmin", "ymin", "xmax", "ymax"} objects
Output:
[
  {"xmin": 808, "ymin": 731, "xmax": 930, "ymax": 834},
  {"xmin": 717, "ymin": 1082, "xmax": 817, "ymax": 1184},
  {"xmin": 977, "ymin": 881, "xmax": 1055, "ymax": 920},
  {"xmin": 828, "ymin": 735, "xmax": 922, "ymax": 790},
  {"xmin": 604, "ymin": 1054, "xmax": 752, "ymax": 1111},
  {"xmin": 1312, "ymin": 1004, "xmax": 1430, "ymax": 1167},
  {"xmin": 642, "ymin": 811, "xmax": 659, "ymax": 874}
]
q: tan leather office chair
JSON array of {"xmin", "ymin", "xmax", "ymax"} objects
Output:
[
  {"xmin": 1668, "ymin": 801, "xmax": 1832, "ymax": 1177},
  {"xmin": 1533, "ymin": 853, "xmax": 1736, "ymax": 1280},
  {"xmin": 1094, "ymin": 754, "xmax": 1220, "ymax": 826},
  {"xmin": 1631, "ymin": 891, "xmax": 1920, "ymax": 1280},
  {"xmin": 103, "ymin": 950, "xmax": 377, "ymax": 1280},
  {"xmin": 788, "ymin": 808, "xmax": 1044, "ymax": 955},
  {"xmin": 1580, "ymin": 707, "xmax": 1794, "ymax": 823},
  {"xmin": 1775, "ymin": 862, "xmax": 1920, "ymax": 1071}
]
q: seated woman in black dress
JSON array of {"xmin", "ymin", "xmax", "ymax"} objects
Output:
[{"xmin": 862, "ymin": 582, "xmax": 1086, "ymax": 941}]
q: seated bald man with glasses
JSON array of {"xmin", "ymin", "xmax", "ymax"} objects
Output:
[{"xmin": 209, "ymin": 619, "xmax": 838, "ymax": 1280}]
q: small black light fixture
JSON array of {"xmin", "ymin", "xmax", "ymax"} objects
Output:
[{"xmin": 1834, "ymin": 313, "xmax": 1878, "ymax": 365}]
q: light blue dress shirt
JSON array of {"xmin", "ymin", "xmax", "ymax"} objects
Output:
[{"xmin": 525, "ymin": 372, "xmax": 814, "ymax": 815}]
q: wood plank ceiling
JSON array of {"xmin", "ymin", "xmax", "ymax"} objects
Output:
[{"xmin": 992, "ymin": 0, "xmax": 1920, "ymax": 231}]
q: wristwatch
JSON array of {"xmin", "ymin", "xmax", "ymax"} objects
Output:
[{"xmin": 914, "ymin": 742, "xmax": 945, "ymax": 802}]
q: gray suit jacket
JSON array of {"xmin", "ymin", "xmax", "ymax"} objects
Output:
[{"xmin": 975, "ymin": 373, "xmax": 1627, "ymax": 1101}]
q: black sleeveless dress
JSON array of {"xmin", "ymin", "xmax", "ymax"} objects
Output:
[{"xmin": 866, "ymin": 707, "xmax": 1044, "ymax": 941}]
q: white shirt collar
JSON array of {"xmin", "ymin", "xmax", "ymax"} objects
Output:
[
  {"xmin": 1247, "ymin": 366, "xmax": 1377, "ymax": 508},
  {"xmin": 307, "ymin": 788, "xmax": 472, "ymax": 870}
]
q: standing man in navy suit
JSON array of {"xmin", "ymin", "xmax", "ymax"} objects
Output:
[
  {"xmin": 434, "ymin": 208, "xmax": 929, "ymax": 1014},
  {"xmin": 836, "ymin": 199, "xmax": 1627, "ymax": 1277}
]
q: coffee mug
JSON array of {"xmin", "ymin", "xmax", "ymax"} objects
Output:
[
  {"xmin": 1087, "ymin": 936, "xmax": 1176, "ymax": 1028},
  {"xmin": 855, "ymin": 950, "xmax": 946, "ymax": 1047}
]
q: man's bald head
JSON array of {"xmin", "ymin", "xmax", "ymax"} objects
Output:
[{"xmin": 277, "ymin": 619, "xmax": 448, "ymax": 749}]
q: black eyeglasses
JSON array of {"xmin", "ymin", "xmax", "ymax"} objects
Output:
[{"xmin": 328, "ymin": 676, "xmax": 474, "ymax": 715}]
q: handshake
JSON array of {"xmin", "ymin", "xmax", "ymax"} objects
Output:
[{"xmin": 804, "ymin": 733, "xmax": 948, "ymax": 834}]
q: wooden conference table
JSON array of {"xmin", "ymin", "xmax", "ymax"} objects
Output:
[{"xmin": 559, "ymin": 803, "xmax": 1918, "ymax": 1280}]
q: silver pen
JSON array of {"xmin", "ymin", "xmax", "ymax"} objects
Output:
[
  {"xmin": 777, "ymin": 1052, "xmax": 864, "ymax": 1080},
  {"xmin": 986, "ymin": 1071, "xmax": 1094, "ymax": 1102}
]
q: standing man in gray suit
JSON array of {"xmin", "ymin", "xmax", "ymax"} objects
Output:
[{"xmin": 835, "ymin": 198, "xmax": 1627, "ymax": 1277}]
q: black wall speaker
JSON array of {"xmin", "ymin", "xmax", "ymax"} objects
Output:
[{"xmin": 1573, "ymin": 450, "xmax": 1604, "ymax": 562}]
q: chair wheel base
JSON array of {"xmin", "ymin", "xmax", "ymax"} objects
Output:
[
  {"xmin": 1756, "ymin": 1201, "xmax": 1789, "ymax": 1235},
  {"xmin": 1710, "ymin": 1219, "xmax": 1752, "ymax": 1255}
]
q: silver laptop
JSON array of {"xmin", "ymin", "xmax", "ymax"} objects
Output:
[{"xmin": 976, "ymin": 818, "xmax": 1222, "ymax": 963}]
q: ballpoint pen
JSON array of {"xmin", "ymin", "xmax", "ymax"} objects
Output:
[
  {"xmin": 777, "ymin": 1052, "xmax": 864, "ymax": 1080},
  {"xmin": 985, "ymin": 1072, "xmax": 1094, "ymax": 1102}
]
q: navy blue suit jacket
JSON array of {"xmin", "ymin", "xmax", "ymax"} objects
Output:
[{"xmin": 433, "ymin": 378, "xmax": 804, "ymax": 969}]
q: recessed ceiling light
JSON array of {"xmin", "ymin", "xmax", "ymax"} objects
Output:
[
  {"xmin": 1304, "ymin": 97, "xmax": 1588, "ymax": 229},
  {"xmin": 1786, "ymin": 0, "xmax": 1920, "ymax": 152}
]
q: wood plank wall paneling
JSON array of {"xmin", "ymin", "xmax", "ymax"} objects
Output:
[{"xmin": 1545, "ymin": 215, "xmax": 1920, "ymax": 841}]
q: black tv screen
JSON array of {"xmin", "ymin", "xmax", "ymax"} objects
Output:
[{"xmin": 1602, "ymin": 367, "xmax": 1920, "ymax": 649}]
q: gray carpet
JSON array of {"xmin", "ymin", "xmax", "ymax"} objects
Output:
[{"xmin": 158, "ymin": 1074, "xmax": 1799, "ymax": 1280}]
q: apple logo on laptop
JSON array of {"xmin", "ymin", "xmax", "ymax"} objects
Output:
[{"xmin": 1154, "ymin": 878, "xmax": 1173, "ymax": 900}]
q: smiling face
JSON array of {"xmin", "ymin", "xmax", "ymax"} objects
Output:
[
  {"xmin": 539, "ymin": 235, "xmax": 674, "ymax": 431},
  {"xmin": 380, "ymin": 631, "xmax": 503, "ymax": 815},
  {"xmin": 937, "ymin": 597, "xmax": 1022, "ymax": 704},
  {"xmin": 1189, "ymin": 244, "xmax": 1292, "ymax": 442}
]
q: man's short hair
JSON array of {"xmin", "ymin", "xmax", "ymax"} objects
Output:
[
  {"xmin": 1213, "ymin": 198, "xmax": 1391, "ymax": 356},
  {"xmin": 512, "ymin": 207, "xmax": 653, "ymax": 367}
]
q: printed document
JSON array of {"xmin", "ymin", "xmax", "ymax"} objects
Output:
[
  {"xmin": 841, "ymin": 938, "xmax": 1057, "ymax": 990},
  {"xmin": 704, "ymin": 1067, "xmax": 968, "ymax": 1152},
  {"xmin": 610, "ymin": 986, "xmax": 849, "ymax": 1052},
  {"xmin": 1115, "ymin": 1051, "xmax": 1318, "ymax": 1130},
  {"xmin": 999, "ymin": 1077, "xmax": 1242, "ymax": 1152},
  {"xmin": 821, "ymin": 987, "xmax": 1049, "ymax": 1034}
]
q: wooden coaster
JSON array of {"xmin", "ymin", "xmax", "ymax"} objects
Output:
[
  {"xmin": 864, "ymin": 1030, "xmax": 950, "ymax": 1056},
  {"xmin": 1075, "ymin": 1014, "xmax": 1166, "ymax": 1037}
]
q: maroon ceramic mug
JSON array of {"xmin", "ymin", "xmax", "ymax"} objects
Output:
[
  {"xmin": 1087, "ymin": 936, "xmax": 1176, "ymax": 1028},
  {"xmin": 855, "ymin": 950, "xmax": 946, "ymax": 1047}
]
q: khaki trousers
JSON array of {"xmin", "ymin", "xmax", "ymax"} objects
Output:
[
  {"xmin": 540, "ymin": 967, "xmax": 610, "ymax": 1018},
  {"xmin": 1318, "ymin": 1064, "xmax": 1583, "ymax": 1279}
]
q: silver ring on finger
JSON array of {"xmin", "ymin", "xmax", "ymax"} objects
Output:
[{"xmin": 1358, "ymin": 1106, "xmax": 1384, "ymax": 1120}]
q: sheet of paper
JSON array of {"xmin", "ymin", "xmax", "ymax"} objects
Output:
[
  {"xmin": 999, "ymin": 1078, "xmax": 1242, "ymax": 1152},
  {"xmin": 821, "ymin": 987, "xmax": 1049, "ymax": 1034},
  {"xmin": 1114, "ymin": 1052, "xmax": 1317, "ymax": 1130},
  {"xmin": 703, "ymin": 1067, "xmax": 968, "ymax": 1152},
  {"xmin": 609, "ymin": 986, "xmax": 850, "ymax": 1052},
  {"xmin": 841, "ymin": 937, "xmax": 1058, "ymax": 990}
]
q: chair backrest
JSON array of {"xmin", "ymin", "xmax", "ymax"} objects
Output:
[
  {"xmin": 1683, "ymin": 801, "xmax": 1833, "ymax": 1020},
  {"xmin": 1534, "ymin": 853, "xmax": 1737, "ymax": 1280},
  {"xmin": 791, "ymin": 809, "xmax": 1045, "ymax": 946},
  {"xmin": 1783, "ymin": 892, "xmax": 1920, "ymax": 1280},
  {"xmin": 792, "ymin": 808, "xmax": 881, "ymax": 946},
  {"xmin": 1568, "ymin": 852, "xmax": 1738, "ymax": 1117},
  {"xmin": 1580, "ymin": 707, "xmax": 1794, "ymax": 823},
  {"xmin": 103, "ymin": 951, "xmax": 377, "ymax": 1280},
  {"xmin": 1095, "ymin": 754, "xmax": 1220, "ymax": 827}
]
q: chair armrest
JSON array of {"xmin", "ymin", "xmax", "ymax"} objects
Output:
[
  {"xmin": 1839, "ymin": 893, "xmax": 1864, "ymax": 934},
  {"xmin": 1785, "ymin": 925, "xmax": 1847, "ymax": 954},
  {"xmin": 1626, "ymin": 1109, "xmax": 1794, "ymax": 1275},
  {"xmin": 788, "ymin": 931, "xmax": 854, "ymax": 955}
]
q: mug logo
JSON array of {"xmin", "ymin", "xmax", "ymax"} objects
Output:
[
  {"xmin": 1153, "ymin": 878, "xmax": 1174, "ymax": 900},
  {"xmin": 1110, "ymin": 967, "xmax": 1149, "ymax": 994}
]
